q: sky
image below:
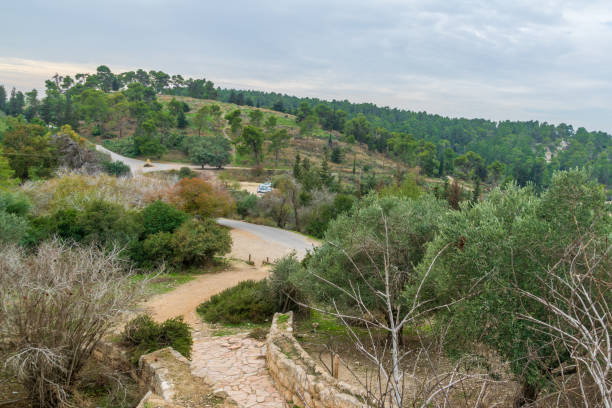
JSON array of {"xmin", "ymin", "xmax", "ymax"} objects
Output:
[{"xmin": 1, "ymin": 0, "xmax": 611, "ymax": 133}]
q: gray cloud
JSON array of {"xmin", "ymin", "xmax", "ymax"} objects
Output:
[{"xmin": 1, "ymin": 0, "xmax": 611, "ymax": 131}]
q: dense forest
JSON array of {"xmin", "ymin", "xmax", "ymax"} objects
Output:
[{"xmin": 0, "ymin": 65, "xmax": 609, "ymax": 195}]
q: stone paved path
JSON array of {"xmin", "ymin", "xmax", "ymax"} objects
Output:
[{"xmin": 191, "ymin": 332, "xmax": 287, "ymax": 408}]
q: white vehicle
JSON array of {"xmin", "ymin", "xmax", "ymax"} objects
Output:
[{"xmin": 257, "ymin": 182, "xmax": 273, "ymax": 193}]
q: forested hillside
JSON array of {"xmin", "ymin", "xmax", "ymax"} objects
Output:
[{"xmin": 0, "ymin": 65, "xmax": 609, "ymax": 195}]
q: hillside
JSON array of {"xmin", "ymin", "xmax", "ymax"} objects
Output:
[{"xmin": 87, "ymin": 94, "xmax": 407, "ymax": 181}]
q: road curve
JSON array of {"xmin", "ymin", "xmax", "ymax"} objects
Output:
[{"xmin": 218, "ymin": 218, "xmax": 319, "ymax": 259}]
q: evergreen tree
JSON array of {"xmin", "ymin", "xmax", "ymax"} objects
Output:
[
  {"xmin": 0, "ymin": 85, "xmax": 6, "ymax": 113},
  {"xmin": 293, "ymin": 153, "xmax": 302, "ymax": 179}
]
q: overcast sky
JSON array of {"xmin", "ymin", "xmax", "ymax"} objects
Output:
[{"xmin": 1, "ymin": 0, "xmax": 611, "ymax": 132}]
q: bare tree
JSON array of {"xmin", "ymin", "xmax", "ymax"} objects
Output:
[
  {"xmin": 518, "ymin": 235, "xmax": 611, "ymax": 408},
  {"xmin": 0, "ymin": 240, "xmax": 142, "ymax": 408}
]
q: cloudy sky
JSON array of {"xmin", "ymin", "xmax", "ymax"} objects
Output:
[{"xmin": 1, "ymin": 0, "xmax": 611, "ymax": 132}]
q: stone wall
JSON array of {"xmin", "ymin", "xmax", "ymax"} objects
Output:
[{"xmin": 266, "ymin": 312, "xmax": 371, "ymax": 408}]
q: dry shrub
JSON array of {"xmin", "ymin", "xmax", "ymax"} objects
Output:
[
  {"xmin": 21, "ymin": 170, "xmax": 173, "ymax": 214},
  {"xmin": 0, "ymin": 240, "xmax": 142, "ymax": 408}
]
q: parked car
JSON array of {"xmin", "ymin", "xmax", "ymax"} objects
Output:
[{"xmin": 257, "ymin": 182, "xmax": 272, "ymax": 193}]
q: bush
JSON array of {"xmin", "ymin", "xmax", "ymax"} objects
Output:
[
  {"xmin": 235, "ymin": 191, "xmax": 258, "ymax": 218},
  {"xmin": 170, "ymin": 178, "xmax": 235, "ymax": 218},
  {"xmin": 122, "ymin": 315, "xmax": 192, "ymax": 364},
  {"xmin": 138, "ymin": 232, "xmax": 174, "ymax": 267},
  {"xmin": 197, "ymin": 280, "xmax": 275, "ymax": 325},
  {"xmin": 141, "ymin": 200, "xmax": 188, "ymax": 236},
  {"xmin": 0, "ymin": 191, "xmax": 32, "ymax": 216},
  {"xmin": 178, "ymin": 166, "xmax": 196, "ymax": 179},
  {"xmin": 102, "ymin": 160, "xmax": 131, "ymax": 177},
  {"xmin": 0, "ymin": 241, "xmax": 139, "ymax": 408},
  {"xmin": 268, "ymin": 253, "xmax": 305, "ymax": 313},
  {"xmin": 171, "ymin": 218, "xmax": 231, "ymax": 266}
]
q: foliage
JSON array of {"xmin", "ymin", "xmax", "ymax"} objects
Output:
[
  {"xmin": 300, "ymin": 194, "xmax": 445, "ymax": 318},
  {"xmin": 122, "ymin": 315, "xmax": 192, "ymax": 363},
  {"xmin": 189, "ymin": 135, "xmax": 232, "ymax": 168},
  {"xmin": 237, "ymin": 125, "xmax": 264, "ymax": 165},
  {"xmin": 141, "ymin": 200, "xmax": 188, "ymax": 236},
  {"xmin": 170, "ymin": 218, "xmax": 231, "ymax": 266},
  {"xmin": 268, "ymin": 253, "xmax": 306, "ymax": 313},
  {"xmin": 2, "ymin": 120, "xmax": 56, "ymax": 180},
  {"xmin": 102, "ymin": 160, "xmax": 131, "ymax": 177},
  {"xmin": 0, "ymin": 191, "xmax": 32, "ymax": 244},
  {"xmin": 170, "ymin": 177, "xmax": 234, "ymax": 218},
  {"xmin": 419, "ymin": 169, "xmax": 610, "ymax": 402},
  {"xmin": 197, "ymin": 280, "xmax": 275, "ymax": 325},
  {"xmin": 234, "ymin": 190, "xmax": 258, "ymax": 218},
  {"xmin": 34, "ymin": 199, "xmax": 142, "ymax": 248}
]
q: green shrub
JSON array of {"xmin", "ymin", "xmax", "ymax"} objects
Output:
[
  {"xmin": 141, "ymin": 201, "xmax": 188, "ymax": 236},
  {"xmin": 122, "ymin": 315, "xmax": 192, "ymax": 364},
  {"xmin": 268, "ymin": 253, "xmax": 305, "ymax": 313},
  {"xmin": 0, "ymin": 191, "xmax": 32, "ymax": 216},
  {"xmin": 197, "ymin": 280, "xmax": 275, "ymax": 325},
  {"xmin": 178, "ymin": 167, "xmax": 196, "ymax": 179},
  {"xmin": 102, "ymin": 160, "xmax": 132, "ymax": 177},
  {"xmin": 0, "ymin": 211, "xmax": 29, "ymax": 244},
  {"xmin": 235, "ymin": 192, "xmax": 258, "ymax": 219},
  {"xmin": 140, "ymin": 232, "xmax": 174, "ymax": 267},
  {"xmin": 171, "ymin": 218, "xmax": 231, "ymax": 266}
]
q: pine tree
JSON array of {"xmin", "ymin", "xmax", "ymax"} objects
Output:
[
  {"xmin": 0, "ymin": 85, "xmax": 6, "ymax": 113},
  {"xmin": 472, "ymin": 177, "xmax": 481, "ymax": 204},
  {"xmin": 352, "ymin": 155, "xmax": 356, "ymax": 175},
  {"xmin": 293, "ymin": 153, "xmax": 302, "ymax": 179}
]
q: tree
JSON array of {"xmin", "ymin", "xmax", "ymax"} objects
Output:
[
  {"xmin": 2, "ymin": 121, "xmax": 56, "ymax": 180},
  {"xmin": 24, "ymin": 89, "xmax": 40, "ymax": 121},
  {"xmin": 344, "ymin": 114, "xmax": 371, "ymax": 144},
  {"xmin": 293, "ymin": 153, "xmax": 302, "ymax": 179},
  {"xmin": 0, "ymin": 85, "xmax": 6, "ymax": 112},
  {"xmin": 330, "ymin": 146, "xmax": 343, "ymax": 163},
  {"xmin": 299, "ymin": 114, "xmax": 318, "ymax": 137},
  {"xmin": 237, "ymin": 125, "xmax": 264, "ymax": 165},
  {"xmin": 453, "ymin": 151, "xmax": 486, "ymax": 180},
  {"xmin": 275, "ymin": 175, "xmax": 302, "ymax": 230},
  {"xmin": 248, "ymin": 109, "xmax": 264, "ymax": 127},
  {"xmin": 190, "ymin": 135, "xmax": 232, "ymax": 168},
  {"xmin": 193, "ymin": 105, "xmax": 210, "ymax": 137},
  {"xmin": 76, "ymin": 89, "xmax": 110, "ymax": 134},
  {"xmin": 0, "ymin": 241, "xmax": 140, "ymax": 408},
  {"xmin": 225, "ymin": 109, "xmax": 242, "ymax": 137},
  {"xmin": 267, "ymin": 128, "xmax": 290, "ymax": 166},
  {"xmin": 108, "ymin": 93, "xmax": 130, "ymax": 138},
  {"xmin": 95, "ymin": 65, "xmax": 116, "ymax": 92},
  {"xmin": 6, "ymin": 88, "xmax": 25, "ymax": 116},
  {"xmin": 264, "ymin": 115, "xmax": 277, "ymax": 132},
  {"xmin": 296, "ymin": 101, "xmax": 312, "ymax": 122},
  {"xmin": 421, "ymin": 170, "xmax": 610, "ymax": 405},
  {"xmin": 0, "ymin": 147, "xmax": 17, "ymax": 188}
]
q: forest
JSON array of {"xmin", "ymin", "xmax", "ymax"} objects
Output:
[{"xmin": 0, "ymin": 65, "xmax": 609, "ymax": 195}]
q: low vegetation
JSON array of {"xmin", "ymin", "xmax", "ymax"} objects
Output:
[{"xmin": 121, "ymin": 315, "xmax": 193, "ymax": 364}]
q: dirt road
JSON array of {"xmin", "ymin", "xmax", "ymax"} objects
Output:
[{"xmin": 146, "ymin": 224, "xmax": 318, "ymax": 325}]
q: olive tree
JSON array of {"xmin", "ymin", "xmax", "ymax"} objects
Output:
[{"xmin": 420, "ymin": 169, "xmax": 610, "ymax": 406}]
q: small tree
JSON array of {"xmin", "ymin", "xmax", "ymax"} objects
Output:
[
  {"xmin": 248, "ymin": 109, "xmax": 264, "ymax": 126},
  {"xmin": 237, "ymin": 125, "xmax": 264, "ymax": 165},
  {"xmin": 0, "ymin": 241, "xmax": 141, "ymax": 408},
  {"xmin": 267, "ymin": 128, "xmax": 290, "ymax": 166},
  {"xmin": 192, "ymin": 105, "xmax": 210, "ymax": 137}
]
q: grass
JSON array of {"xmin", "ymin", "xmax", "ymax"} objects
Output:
[{"xmin": 209, "ymin": 321, "xmax": 269, "ymax": 337}]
